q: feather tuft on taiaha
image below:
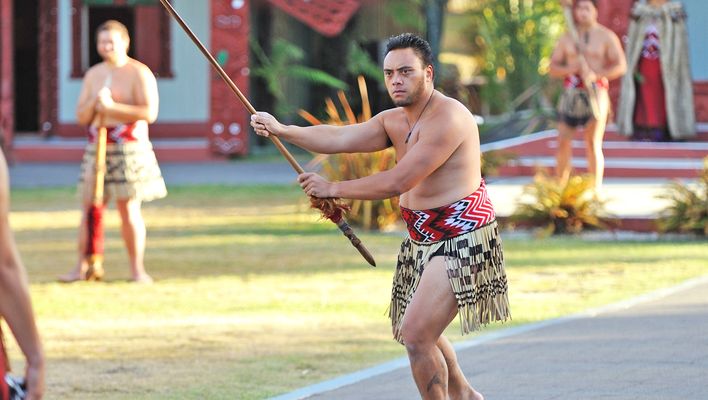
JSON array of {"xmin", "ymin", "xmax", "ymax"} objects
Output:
[{"xmin": 310, "ymin": 196, "xmax": 350, "ymax": 222}]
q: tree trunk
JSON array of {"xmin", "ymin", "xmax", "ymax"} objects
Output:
[{"xmin": 425, "ymin": 0, "xmax": 447, "ymax": 83}]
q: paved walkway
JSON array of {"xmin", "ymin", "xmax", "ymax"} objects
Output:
[
  {"xmin": 8, "ymin": 160, "xmax": 297, "ymax": 188},
  {"xmin": 8, "ymin": 161, "xmax": 681, "ymax": 218},
  {"xmin": 273, "ymin": 276, "xmax": 708, "ymax": 400}
]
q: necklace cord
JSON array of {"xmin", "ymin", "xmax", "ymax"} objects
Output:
[{"xmin": 405, "ymin": 90, "xmax": 436, "ymax": 143}]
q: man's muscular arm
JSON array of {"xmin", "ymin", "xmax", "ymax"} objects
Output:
[
  {"xmin": 597, "ymin": 31, "xmax": 627, "ymax": 81},
  {"xmin": 549, "ymin": 37, "xmax": 579, "ymax": 78},
  {"xmin": 76, "ymin": 70, "xmax": 98, "ymax": 126},
  {"xmin": 251, "ymin": 111, "xmax": 391, "ymax": 154},
  {"xmin": 299, "ymin": 103, "xmax": 469, "ymax": 200}
]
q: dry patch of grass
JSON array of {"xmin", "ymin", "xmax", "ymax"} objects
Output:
[{"xmin": 4, "ymin": 185, "xmax": 707, "ymax": 399}]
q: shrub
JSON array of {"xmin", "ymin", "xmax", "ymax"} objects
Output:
[
  {"xmin": 511, "ymin": 171, "xmax": 612, "ymax": 235},
  {"xmin": 657, "ymin": 157, "xmax": 708, "ymax": 236},
  {"xmin": 300, "ymin": 76, "xmax": 400, "ymax": 231},
  {"xmin": 481, "ymin": 150, "xmax": 516, "ymax": 178}
]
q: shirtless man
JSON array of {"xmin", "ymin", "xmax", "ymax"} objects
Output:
[
  {"xmin": 60, "ymin": 20, "xmax": 166, "ymax": 283},
  {"xmin": 251, "ymin": 33, "xmax": 510, "ymax": 400},
  {"xmin": 550, "ymin": 0, "xmax": 626, "ymax": 192},
  {"xmin": 0, "ymin": 149, "xmax": 45, "ymax": 400}
]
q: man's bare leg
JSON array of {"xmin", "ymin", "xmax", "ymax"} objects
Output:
[
  {"xmin": 400, "ymin": 257, "xmax": 482, "ymax": 400},
  {"xmin": 116, "ymin": 198, "xmax": 152, "ymax": 283},
  {"xmin": 437, "ymin": 335, "xmax": 484, "ymax": 400},
  {"xmin": 555, "ymin": 123, "xmax": 575, "ymax": 185},
  {"xmin": 583, "ymin": 92, "xmax": 609, "ymax": 193}
]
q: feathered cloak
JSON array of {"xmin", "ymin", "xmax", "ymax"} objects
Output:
[{"xmin": 617, "ymin": 2, "xmax": 695, "ymax": 139}]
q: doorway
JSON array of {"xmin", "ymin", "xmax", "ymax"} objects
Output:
[{"xmin": 13, "ymin": 0, "xmax": 39, "ymax": 133}]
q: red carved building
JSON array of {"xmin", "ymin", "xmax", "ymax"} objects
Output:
[
  {"xmin": 0, "ymin": 0, "xmax": 367, "ymax": 162},
  {"xmin": 3, "ymin": 0, "xmax": 702, "ymax": 163}
]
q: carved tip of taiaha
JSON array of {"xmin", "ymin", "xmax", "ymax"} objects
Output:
[
  {"xmin": 333, "ymin": 217, "xmax": 377, "ymax": 267},
  {"xmin": 310, "ymin": 197, "xmax": 376, "ymax": 266},
  {"xmin": 357, "ymin": 243, "xmax": 377, "ymax": 267}
]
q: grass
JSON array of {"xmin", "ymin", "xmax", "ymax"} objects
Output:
[{"xmin": 4, "ymin": 185, "xmax": 707, "ymax": 399}]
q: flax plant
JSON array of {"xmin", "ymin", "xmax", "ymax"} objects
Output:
[
  {"xmin": 657, "ymin": 156, "xmax": 708, "ymax": 236},
  {"xmin": 511, "ymin": 170, "xmax": 612, "ymax": 235},
  {"xmin": 300, "ymin": 76, "xmax": 400, "ymax": 231}
]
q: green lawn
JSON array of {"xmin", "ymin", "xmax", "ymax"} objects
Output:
[{"xmin": 5, "ymin": 185, "xmax": 707, "ymax": 399}]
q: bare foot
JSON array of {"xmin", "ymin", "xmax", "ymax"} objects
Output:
[
  {"xmin": 58, "ymin": 265, "xmax": 89, "ymax": 283},
  {"xmin": 57, "ymin": 269, "xmax": 85, "ymax": 283},
  {"xmin": 451, "ymin": 388, "xmax": 484, "ymax": 400},
  {"xmin": 131, "ymin": 274, "xmax": 153, "ymax": 284},
  {"xmin": 58, "ymin": 262, "xmax": 104, "ymax": 283}
]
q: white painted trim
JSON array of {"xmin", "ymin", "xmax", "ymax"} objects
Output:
[
  {"xmin": 269, "ymin": 275, "xmax": 708, "ymax": 400},
  {"xmin": 546, "ymin": 140, "xmax": 708, "ymax": 151},
  {"xmin": 509, "ymin": 157, "xmax": 704, "ymax": 169},
  {"xmin": 480, "ymin": 129, "xmax": 558, "ymax": 152},
  {"xmin": 481, "ymin": 126, "xmax": 708, "ymax": 153}
]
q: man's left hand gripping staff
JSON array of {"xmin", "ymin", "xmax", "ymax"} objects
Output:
[{"xmin": 298, "ymin": 172, "xmax": 336, "ymax": 199}]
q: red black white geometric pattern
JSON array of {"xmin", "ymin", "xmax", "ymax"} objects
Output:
[
  {"xmin": 87, "ymin": 121, "xmax": 146, "ymax": 144},
  {"xmin": 400, "ymin": 180, "xmax": 496, "ymax": 242},
  {"xmin": 268, "ymin": 0, "xmax": 361, "ymax": 37}
]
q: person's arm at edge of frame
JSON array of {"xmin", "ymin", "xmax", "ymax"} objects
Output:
[
  {"xmin": 301, "ymin": 102, "xmax": 469, "ymax": 200},
  {"xmin": 250, "ymin": 111, "xmax": 391, "ymax": 155},
  {"xmin": 97, "ymin": 64, "xmax": 159, "ymax": 124},
  {"xmin": 0, "ymin": 151, "xmax": 45, "ymax": 400}
]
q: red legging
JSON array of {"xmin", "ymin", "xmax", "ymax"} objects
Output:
[{"xmin": 0, "ymin": 332, "xmax": 9, "ymax": 400}]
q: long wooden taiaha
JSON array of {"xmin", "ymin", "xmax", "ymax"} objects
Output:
[{"xmin": 85, "ymin": 114, "xmax": 107, "ymax": 280}]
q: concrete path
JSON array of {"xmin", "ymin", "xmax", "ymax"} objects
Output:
[
  {"xmin": 273, "ymin": 276, "xmax": 708, "ymax": 400},
  {"xmin": 8, "ymin": 161, "xmax": 681, "ymax": 219},
  {"xmin": 8, "ymin": 160, "xmax": 297, "ymax": 188}
]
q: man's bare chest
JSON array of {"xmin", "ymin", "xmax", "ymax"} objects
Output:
[{"xmin": 94, "ymin": 69, "xmax": 136, "ymax": 102}]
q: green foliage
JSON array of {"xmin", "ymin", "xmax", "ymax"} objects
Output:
[
  {"xmin": 463, "ymin": 0, "xmax": 565, "ymax": 114},
  {"xmin": 250, "ymin": 38, "xmax": 347, "ymax": 115},
  {"xmin": 481, "ymin": 150, "xmax": 516, "ymax": 178},
  {"xmin": 300, "ymin": 77, "xmax": 400, "ymax": 231},
  {"xmin": 657, "ymin": 157, "xmax": 708, "ymax": 236},
  {"xmin": 384, "ymin": 0, "xmax": 425, "ymax": 32},
  {"xmin": 511, "ymin": 171, "xmax": 612, "ymax": 236},
  {"xmin": 347, "ymin": 42, "xmax": 385, "ymax": 84}
]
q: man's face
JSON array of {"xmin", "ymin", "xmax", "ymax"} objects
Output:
[
  {"xmin": 574, "ymin": 1, "xmax": 598, "ymax": 25},
  {"xmin": 383, "ymin": 48, "xmax": 431, "ymax": 107},
  {"xmin": 97, "ymin": 29, "xmax": 129, "ymax": 63}
]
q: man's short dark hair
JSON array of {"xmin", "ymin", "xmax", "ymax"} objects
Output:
[
  {"xmin": 96, "ymin": 19, "xmax": 130, "ymax": 41},
  {"xmin": 575, "ymin": 0, "xmax": 597, "ymax": 8},
  {"xmin": 385, "ymin": 33, "xmax": 434, "ymax": 68}
]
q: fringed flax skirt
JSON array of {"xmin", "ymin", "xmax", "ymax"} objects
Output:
[
  {"xmin": 389, "ymin": 180, "xmax": 511, "ymax": 344},
  {"xmin": 78, "ymin": 141, "xmax": 167, "ymax": 203}
]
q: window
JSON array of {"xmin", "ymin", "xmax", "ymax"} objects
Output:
[{"xmin": 72, "ymin": 0, "xmax": 172, "ymax": 77}]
